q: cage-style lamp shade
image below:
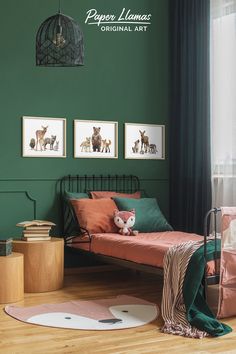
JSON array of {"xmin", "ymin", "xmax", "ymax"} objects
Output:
[{"xmin": 36, "ymin": 13, "xmax": 84, "ymax": 67}]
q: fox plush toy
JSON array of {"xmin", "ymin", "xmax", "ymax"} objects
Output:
[{"xmin": 114, "ymin": 209, "xmax": 139, "ymax": 236}]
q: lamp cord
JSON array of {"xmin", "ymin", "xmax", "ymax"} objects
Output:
[{"xmin": 58, "ymin": 0, "xmax": 61, "ymax": 13}]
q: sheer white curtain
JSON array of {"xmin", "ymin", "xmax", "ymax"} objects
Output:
[{"xmin": 211, "ymin": 0, "xmax": 236, "ymax": 207}]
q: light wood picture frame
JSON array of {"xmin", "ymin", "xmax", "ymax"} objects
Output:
[
  {"xmin": 74, "ymin": 119, "xmax": 118, "ymax": 159},
  {"xmin": 22, "ymin": 116, "xmax": 66, "ymax": 158},
  {"xmin": 124, "ymin": 123, "xmax": 165, "ymax": 160}
]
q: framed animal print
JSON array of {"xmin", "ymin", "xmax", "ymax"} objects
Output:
[
  {"xmin": 74, "ymin": 120, "xmax": 118, "ymax": 159},
  {"xmin": 124, "ymin": 123, "xmax": 165, "ymax": 160},
  {"xmin": 22, "ymin": 116, "xmax": 66, "ymax": 158}
]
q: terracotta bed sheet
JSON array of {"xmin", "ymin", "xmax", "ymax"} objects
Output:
[{"xmin": 69, "ymin": 231, "xmax": 214, "ymax": 271}]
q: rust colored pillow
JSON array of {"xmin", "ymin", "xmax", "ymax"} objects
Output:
[
  {"xmin": 90, "ymin": 191, "xmax": 141, "ymax": 199},
  {"xmin": 70, "ymin": 198, "xmax": 118, "ymax": 234}
]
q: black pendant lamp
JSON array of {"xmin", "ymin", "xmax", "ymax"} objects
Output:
[{"xmin": 36, "ymin": 0, "xmax": 84, "ymax": 67}]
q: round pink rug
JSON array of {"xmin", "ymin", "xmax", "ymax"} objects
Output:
[{"xmin": 5, "ymin": 295, "xmax": 159, "ymax": 330}]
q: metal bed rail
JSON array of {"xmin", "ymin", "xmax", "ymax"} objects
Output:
[{"xmin": 204, "ymin": 207, "xmax": 221, "ymax": 286}]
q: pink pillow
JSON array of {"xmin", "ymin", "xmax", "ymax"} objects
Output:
[
  {"xmin": 90, "ymin": 191, "xmax": 141, "ymax": 199},
  {"xmin": 70, "ymin": 198, "xmax": 118, "ymax": 234}
]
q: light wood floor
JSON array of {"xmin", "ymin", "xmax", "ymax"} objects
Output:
[{"xmin": 0, "ymin": 266, "xmax": 236, "ymax": 354}]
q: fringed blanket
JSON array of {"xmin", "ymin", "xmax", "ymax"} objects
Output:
[
  {"xmin": 161, "ymin": 240, "xmax": 207, "ymax": 338},
  {"xmin": 161, "ymin": 239, "xmax": 232, "ymax": 338}
]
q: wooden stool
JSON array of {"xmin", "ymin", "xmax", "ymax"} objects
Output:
[
  {"xmin": 0, "ymin": 252, "xmax": 24, "ymax": 303},
  {"xmin": 13, "ymin": 238, "xmax": 64, "ymax": 293}
]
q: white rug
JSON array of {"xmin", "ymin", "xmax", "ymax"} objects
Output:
[{"xmin": 5, "ymin": 295, "xmax": 159, "ymax": 330}]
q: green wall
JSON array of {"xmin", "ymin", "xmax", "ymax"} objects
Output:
[{"xmin": 0, "ymin": 0, "xmax": 169, "ymax": 240}]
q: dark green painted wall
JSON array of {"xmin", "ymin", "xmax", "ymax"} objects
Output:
[{"xmin": 0, "ymin": 0, "xmax": 169, "ymax": 240}]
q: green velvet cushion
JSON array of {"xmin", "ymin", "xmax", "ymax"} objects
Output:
[
  {"xmin": 64, "ymin": 191, "xmax": 89, "ymax": 200},
  {"xmin": 113, "ymin": 197, "xmax": 173, "ymax": 232}
]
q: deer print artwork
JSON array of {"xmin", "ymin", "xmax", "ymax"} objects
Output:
[
  {"xmin": 31, "ymin": 126, "xmax": 59, "ymax": 153},
  {"xmin": 126, "ymin": 125, "xmax": 161, "ymax": 159},
  {"xmin": 23, "ymin": 117, "xmax": 66, "ymax": 157}
]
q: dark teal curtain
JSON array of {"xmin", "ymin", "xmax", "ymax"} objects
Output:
[{"xmin": 169, "ymin": 0, "xmax": 211, "ymax": 235}]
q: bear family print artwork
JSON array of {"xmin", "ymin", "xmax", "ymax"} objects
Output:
[
  {"xmin": 22, "ymin": 116, "xmax": 66, "ymax": 158},
  {"xmin": 74, "ymin": 120, "xmax": 118, "ymax": 159},
  {"xmin": 124, "ymin": 123, "xmax": 165, "ymax": 160}
]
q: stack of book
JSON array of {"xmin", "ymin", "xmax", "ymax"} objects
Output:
[{"xmin": 16, "ymin": 220, "xmax": 56, "ymax": 241}]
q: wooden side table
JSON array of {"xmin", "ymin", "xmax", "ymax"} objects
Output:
[
  {"xmin": 13, "ymin": 238, "xmax": 64, "ymax": 293},
  {"xmin": 0, "ymin": 252, "xmax": 24, "ymax": 303}
]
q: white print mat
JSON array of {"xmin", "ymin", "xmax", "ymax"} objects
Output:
[{"xmin": 5, "ymin": 295, "xmax": 159, "ymax": 330}]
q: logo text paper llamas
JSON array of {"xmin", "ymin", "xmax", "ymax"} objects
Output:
[{"xmin": 84, "ymin": 8, "xmax": 152, "ymax": 32}]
